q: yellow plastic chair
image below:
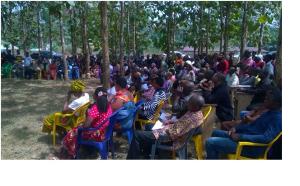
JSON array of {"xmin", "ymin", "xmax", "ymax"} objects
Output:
[
  {"xmin": 52, "ymin": 102, "xmax": 90, "ymax": 145},
  {"xmin": 135, "ymin": 100, "xmax": 165, "ymax": 130},
  {"xmin": 192, "ymin": 105, "xmax": 213, "ymax": 159},
  {"xmin": 133, "ymin": 92, "xmax": 141, "ymax": 103},
  {"xmin": 227, "ymin": 132, "xmax": 282, "ymax": 160}
]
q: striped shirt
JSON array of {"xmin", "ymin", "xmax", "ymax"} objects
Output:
[{"xmin": 142, "ymin": 88, "xmax": 166, "ymax": 120}]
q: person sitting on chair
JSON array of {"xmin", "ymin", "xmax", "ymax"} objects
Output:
[
  {"xmin": 205, "ymin": 88, "xmax": 282, "ymax": 159},
  {"xmin": 171, "ymin": 80, "xmax": 195, "ymax": 119},
  {"xmin": 127, "ymin": 93, "xmax": 205, "ymax": 159},
  {"xmin": 138, "ymin": 75, "xmax": 167, "ymax": 121},
  {"xmin": 61, "ymin": 87, "xmax": 112, "ymax": 159},
  {"xmin": 42, "ymin": 80, "xmax": 90, "ymax": 133}
]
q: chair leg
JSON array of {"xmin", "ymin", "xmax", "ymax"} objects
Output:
[
  {"xmin": 150, "ymin": 141, "xmax": 158, "ymax": 159},
  {"xmin": 52, "ymin": 125, "xmax": 56, "ymax": 146},
  {"xmin": 109, "ymin": 135, "xmax": 115, "ymax": 159},
  {"xmin": 99, "ymin": 142, "xmax": 108, "ymax": 160},
  {"xmin": 193, "ymin": 136, "xmax": 203, "ymax": 160}
]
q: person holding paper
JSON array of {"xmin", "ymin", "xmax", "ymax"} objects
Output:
[{"xmin": 127, "ymin": 93, "xmax": 205, "ymax": 159}]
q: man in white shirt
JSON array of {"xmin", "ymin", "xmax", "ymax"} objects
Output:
[{"xmin": 24, "ymin": 52, "xmax": 33, "ymax": 79}]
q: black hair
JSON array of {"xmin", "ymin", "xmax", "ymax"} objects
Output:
[
  {"xmin": 182, "ymin": 80, "xmax": 195, "ymax": 96},
  {"xmin": 116, "ymin": 76, "xmax": 127, "ymax": 89},
  {"xmin": 243, "ymin": 50, "xmax": 251, "ymax": 58},
  {"xmin": 213, "ymin": 72, "xmax": 226, "ymax": 83},
  {"xmin": 94, "ymin": 87, "xmax": 109, "ymax": 113},
  {"xmin": 188, "ymin": 93, "xmax": 205, "ymax": 112},
  {"xmin": 154, "ymin": 75, "xmax": 164, "ymax": 87}
]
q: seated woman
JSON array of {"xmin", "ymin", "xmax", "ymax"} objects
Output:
[
  {"xmin": 61, "ymin": 87, "xmax": 112, "ymax": 159},
  {"xmin": 110, "ymin": 77, "xmax": 135, "ymax": 130},
  {"xmin": 110, "ymin": 76, "xmax": 134, "ymax": 111},
  {"xmin": 42, "ymin": 80, "xmax": 90, "ymax": 133},
  {"xmin": 127, "ymin": 93, "xmax": 205, "ymax": 159},
  {"xmin": 138, "ymin": 75, "xmax": 166, "ymax": 121}
]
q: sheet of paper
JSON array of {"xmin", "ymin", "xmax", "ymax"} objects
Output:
[
  {"xmin": 152, "ymin": 120, "xmax": 164, "ymax": 130},
  {"xmin": 159, "ymin": 112, "xmax": 168, "ymax": 122}
]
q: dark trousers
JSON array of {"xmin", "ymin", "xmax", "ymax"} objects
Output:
[
  {"xmin": 127, "ymin": 130, "xmax": 156, "ymax": 159},
  {"xmin": 127, "ymin": 130, "xmax": 171, "ymax": 159},
  {"xmin": 24, "ymin": 67, "xmax": 33, "ymax": 79}
]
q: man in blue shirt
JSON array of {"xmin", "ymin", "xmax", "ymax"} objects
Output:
[{"xmin": 205, "ymin": 87, "xmax": 282, "ymax": 159}]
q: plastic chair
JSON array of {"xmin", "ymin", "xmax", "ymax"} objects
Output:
[
  {"xmin": 192, "ymin": 105, "xmax": 213, "ymax": 159},
  {"xmin": 52, "ymin": 102, "xmax": 90, "ymax": 145},
  {"xmin": 135, "ymin": 100, "xmax": 165, "ymax": 130},
  {"xmin": 150, "ymin": 127, "xmax": 198, "ymax": 160},
  {"xmin": 227, "ymin": 132, "xmax": 282, "ymax": 160},
  {"xmin": 109, "ymin": 101, "xmax": 144, "ymax": 159},
  {"xmin": 76, "ymin": 108, "xmax": 121, "ymax": 159},
  {"xmin": 133, "ymin": 92, "xmax": 141, "ymax": 103}
]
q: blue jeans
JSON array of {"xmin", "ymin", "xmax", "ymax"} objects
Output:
[
  {"xmin": 206, "ymin": 130, "xmax": 266, "ymax": 159},
  {"xmin": 205, "ymin": 130, "xmax": 238, "ymax": 159}
]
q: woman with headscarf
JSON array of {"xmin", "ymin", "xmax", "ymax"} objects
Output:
[{"xmin": 42, "ymin": 80, "xmax": 90, "ymax": 133}]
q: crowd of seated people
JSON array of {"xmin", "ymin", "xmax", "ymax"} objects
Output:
[{"xmin": 40, "ymin": 50, "xmax": 281, "ymax": 159}]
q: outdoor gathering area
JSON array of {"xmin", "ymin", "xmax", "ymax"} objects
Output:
[{"xmin": 1, "ymin": 0, "xmax": 283, "ymax": 161}]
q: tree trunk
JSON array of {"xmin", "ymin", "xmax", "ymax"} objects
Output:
[
  {"xmin": 127, "ymin": 3, "xmax": 130, "ymax": 58},
  {"xmin": 258, "ymin": 6, "xmax": 266, "ymax": 54},
  {"xmin": 49, "ymin": 11, "xmax": 53, "ymax": 57},
  {"xmin": 205, "ymin": 8, "xmax": 210, "ymax": 55},
  {"xmin": 83, "ymin": 2, "xmax": 90, "ymax": 76},
  {"xmin": 166, "ymin": 18, "xmax": 171, "ymax": 59},
  {"xmin": 59, "ymin": 11, "xmax": 68, "ymax": 80},
  {"xmin": 71, "ymin": 8, "xmax": 77, "ymax": 56},
  {"xmin": 171, "ymin": 2, "xmax": 175, "ymax": 56},
  {"xmin": 133, "ymin": 2, "xmax": 137, "ymax": 57},
  {"xmin": 37, "ymin": 10, "xmax": 41, "ymax": 55},
  {"xmin": 223, "ymin": 3, "xmax": 230, "ymax": 55},
  {"xmin": 119, "ymin": 1, "xmax": 125, "ymax": 76},
  {"xmin": 240, "ymin": 1, "xmax": 248, "ymax": 59},
  {"xmin": 219, "ymin": 3, "xmax": 224, "ymax": 53},
  {"xmin": 275, "ymin": 10, "xmax": 282, "ymax": 88},
  {"xmin": 198, "ymin": 3, "xmax": 204, "ymax": 54},
  {"xmin": 100, "ymin": 1, "xmax": 110, "ymax": 89}
]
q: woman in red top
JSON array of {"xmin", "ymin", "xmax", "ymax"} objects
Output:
[
  {"xmin": 110, "ymin": 77, "xmax": 133, "ymax": 111},
  {"xmin": 62, "ymin": 87, "xmax": 112, "ymax": 158}
]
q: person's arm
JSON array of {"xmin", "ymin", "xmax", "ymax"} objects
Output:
[
  {"xmin": 235, "ymin": 118, "xmax": 281, "ymax": 143},
  {"xmin": 62, "ymin": 91, "xmax": 75, "ymax": 113},
  {"xmin": 82, "ymin": 116, "xmax": 93, "ymax": 128},
  {"xmin": 111, "ymin": 97, "xmax": 124, "ymax": 111}
]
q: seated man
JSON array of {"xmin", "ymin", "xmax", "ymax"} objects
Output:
[
  {"xmin": 203, "ymin": 72, "xmax": 233, "ymax": 122},
  {"xmin": 127, "ymin": 93, "xmax": 205, "ymax": 159},
  {"xmin": 42, "ymin": 80, "xmax": 90, "ymax": 133},
  {"xmin": 138, "ymin": 75, "xmax": 167, "ymax": 125},
  {"xmin": 171, "ymin": 80, "xmax": 195, "ymax": 119},
  {"xmin": 205, "ymin": 88, "xmax": 282, "ymax": 159}
]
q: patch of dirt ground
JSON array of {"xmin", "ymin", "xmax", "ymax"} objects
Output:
[{"xmin": 1, "ymin": 79, "xmax": 197, "ymax": 160}]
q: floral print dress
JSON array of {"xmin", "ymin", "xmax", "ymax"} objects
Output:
[{"xmin": 62, "ymin": 104, "xmax": 112, "ymax": 157}]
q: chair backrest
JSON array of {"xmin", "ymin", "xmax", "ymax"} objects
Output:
[
  {"xmin": 133, "ymin": 92, "xmax": 141, "ymax": 103},
  {"xmin": 202, "ymin": 106, "xmax": 212, "ymax": 121},
  {"xmin": 73, "ymin": 102, "xmax": 90, "ymax": 125},
  {"xmin": 104, "ymin": 107, "xmax": 125, "ymax": 140},
  {"xmin": 151, "ymin": 100, "xmax": 165, "ymax": 121},
  {"xmin": 263, "ymin": 132, "xmax": 282, "ymax": 159},
  {"xmin": 199, "ymin": 105, "xmax": 216, "ymax": 148}
]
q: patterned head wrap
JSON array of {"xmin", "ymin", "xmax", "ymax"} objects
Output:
[{"xmin": 70, "ymin": 80, "xmax": 86, "ymax": 92}]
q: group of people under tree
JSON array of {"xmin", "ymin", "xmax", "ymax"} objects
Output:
[
  {"xmin": 39, "ymin": 49, "xmax": 281, "ymax": 159},
  {"xmin": 1, "ymin": 49, "xmax": 102, "ymax": 80}
]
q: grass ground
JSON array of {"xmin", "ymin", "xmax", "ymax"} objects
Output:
[{"xmin": 1, "ymin": 78, "xmax": 197, "ymax": 160}]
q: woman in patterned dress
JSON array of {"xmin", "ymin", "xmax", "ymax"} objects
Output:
[{"xmin": 62, "ymin": 87, "xmax": 112, "ymax": 158}]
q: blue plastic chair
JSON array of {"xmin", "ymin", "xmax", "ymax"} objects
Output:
[
  {"xmin": 109, "ymin": 101, "xmax": 144, "ymax": 159},
  {"xmin": 76, "ymin": 109, "xmax": 120, "ymax": 159}
]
